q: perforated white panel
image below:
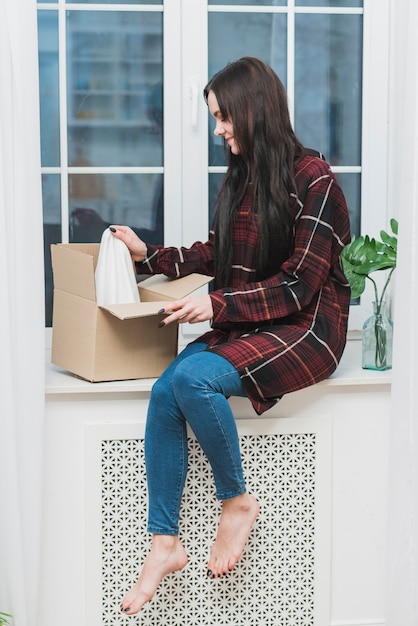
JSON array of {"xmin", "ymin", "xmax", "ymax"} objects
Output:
[{"xmin": 101, "ymin": 433, "xmax": 317, "ymax": 625}]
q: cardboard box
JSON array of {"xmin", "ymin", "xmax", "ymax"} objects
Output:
[{"xmin": 50, "ymin": 243, "xmax": 212, "ymax": 382}]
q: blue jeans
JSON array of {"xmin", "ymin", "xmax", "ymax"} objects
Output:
[{"xmin": 145, "ymin": 342, "xmax": 248, "ymax": 535}]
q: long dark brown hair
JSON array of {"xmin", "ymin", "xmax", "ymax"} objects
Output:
[{"xmin": 204, "ymin": 57, "xmax": 304, "ymax": 286}]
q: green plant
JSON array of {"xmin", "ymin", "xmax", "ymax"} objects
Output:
[
  {"xmin": 341, "ymin": 218, "xmax": 398, "ymax": 369},
  {"xmin": 341, "ymin": 218, "xmax": 398, "ymax": 305},
  {"xmin": 0, "ymin": 612, "xmax": 12, "ymax": 626}
]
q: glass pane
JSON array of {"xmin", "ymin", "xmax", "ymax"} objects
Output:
[
  {"xmin": 66, "ymin": 11, "xmax": 163, "ymax": 167},
  {"xmin": 296, "ymin": 0, "xmax": 362, "ymax": 6},
  {"xmin": 69, "ymin": 0, "xmax": 160, "ymax": 3},
  {"xmin": 209, "ymin": 1, "xmax": 285, "ymax": 5},
  {"xmin": 294, "ymin": 14, "xmax": 362, "ymax": 165},
  {"xmin": 208, "ymin": 12, "xmax": 287, "ymax": 166},
  {"xmin": 38, "ymin": 11, "xmax": 60, "ymax": 167},
  {"xmin": 335, "ymin": 172, "xmax": 361, "ymax": 237},
  {"xmin": 42, "ymin": 174, "xmax": 62, "ymax": 326},
  {"xmin": 69, "ymin": 173, "xmax": 163, "ymax": 245}
]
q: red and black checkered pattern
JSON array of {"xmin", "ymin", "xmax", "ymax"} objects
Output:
[{"xmin": 138, "ymin": 152, "xmax": 351, "ymax": 415}]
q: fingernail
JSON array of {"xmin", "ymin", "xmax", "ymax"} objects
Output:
[
  {"xmin": 109, "ymin": 226, "xmax": 116, "ymax": 232},
  {"xmin": 207, "ymin": 569, "xmax": 212, "ymax": 577},
  {"xmin": 123, "ymin": 607, "xmax": 131, "ymax": 613},
  {"xmin": 158, "ymin": 321, "xmax": 165, "ymax": 328},
  {"xmin": 158, "ymin": 308, "xmax": 165, "ymax": 314}
]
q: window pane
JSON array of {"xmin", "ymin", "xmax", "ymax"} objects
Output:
[
  {"xmin": 294, "ymin": 14, "xmax": 362, "ymax": 165},
  {"xmin": 42, "ymin": 174, "xmax": 62, "ymax": 326},
  {"xmin": 296, "ymin": 0, "xmax": 362, "ymax": 6},
  {"xmin": 208, "ymin": 13, "xmax": 287, "ymax": 79},
  {"xmin": 208, "ymin": 12, "xmax": 287, "ymax": 166},
  {"xmin": 66, "ymin": 11, "xmax": 163, "ymax": 167},
  {"xmin": 38, "ymin": 11, "xmax": 60, "ymax": 167},
  {"xmin": 69, "ymin": 0, "xmax": 160, "ymax": 4},
  {"xmin": 69, "ymin": 173, "xmax": 163, "ymax": 245},
  {"xmin": 335, "ymin": 172, "xmax": 361, "ymax": 237},
  {"xmin": 209, "ymin": 1, "xmax": 285, "ymax": 5}
]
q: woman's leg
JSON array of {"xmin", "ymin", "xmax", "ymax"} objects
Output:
[
  {"xmin": 145, "ymin": 345, "xmax": 250, "ymax": 532},
  {"xmin": 171, "ymin": 350, "xmax": 247, "ymax": 500},
  {"xmin": 145, "ymin": 342, "xmax": 209, "ymax": 535},
  {"xmin": 120, "ymin": 346, "xmax": 259, "ymax": 614},
  {"xmin": 171, "ymin": 351, "xmax": 259, "ymax": 578},
  {"xmin": 120, "ymin": 343, "xmax": 207, "ymax": 615}
]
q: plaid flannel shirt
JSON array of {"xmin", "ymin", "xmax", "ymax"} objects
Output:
[{"xmin": 137, "ymin": 152, "xmax": 351, "ymax": 414}]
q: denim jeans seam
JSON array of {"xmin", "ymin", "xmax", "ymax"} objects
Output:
[
  {"xmin": 147, "ymin": 525, "xmax": 179, "ymax": 535},
  {"xmin": 170, "ymin": 427, "xmax": 187, "ymax": 532},
  {"xmin": 215, "ymin": 485, "xmax": 247, "ymax": 500}
]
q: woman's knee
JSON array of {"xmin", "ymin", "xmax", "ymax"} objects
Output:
[
  {"xmin": 171, "ymin": 357, "xmax": 201, "ymax": 397},
  {"xmin": 147, "ymin": 375, "xmax": 185, "ymax": 431},
  {"xmin": 150, "ymin": 375, "xmax": 174, "ymax": 406},
  {"xmin": 171, "ymin": 354, "xmax": 226, "ymax": 407}
]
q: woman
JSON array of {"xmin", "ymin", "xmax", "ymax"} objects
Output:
[{"xmin": 111, "ymin": 56, "xmax": 351, "ymax": 615}]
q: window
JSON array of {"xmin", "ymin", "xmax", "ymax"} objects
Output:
[{"xmin": 38, "ymin": 0, "xmax": 389, "ymax": 332}]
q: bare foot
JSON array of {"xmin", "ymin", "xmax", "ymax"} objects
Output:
[
  {"xmin": 120, "ymin": 535, "xmax": 188, "ymax": 615},
  {"xmin": 207, "ymin": 493, "xmax": 260, "ymax": 578}
]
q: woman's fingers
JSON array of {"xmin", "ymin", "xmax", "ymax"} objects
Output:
[
  {"xmin": 109, "ymin": 225, "xmax": 147, "ymax": 262},
  {"xmin": 160, "ymin": 295, "xmax": 213, "ymax": 326}
]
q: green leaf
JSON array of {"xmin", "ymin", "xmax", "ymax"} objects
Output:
[
  {"xmin": 390, "ymin": 217, "xmax": 398, "ymax": 235},
  {"xmin": 380, "ymin": 230, "xmax": 397, "ymax": 250},
  {"xmin": 343, "ymin": 265, "xmax": 367, "ymax": 298},
  {"xmin": 341, "ymin": 218, "xmax": 398, "ymax": 298}
]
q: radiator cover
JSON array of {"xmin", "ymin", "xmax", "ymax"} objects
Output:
[{"xmin": 93, "ymin": 420, "xmax": 331, "ymax": 626}]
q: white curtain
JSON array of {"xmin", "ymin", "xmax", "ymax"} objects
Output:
[
  {"xmin": 386, "ymin": 0, "xmax": 418, "ymax": 624},
  {"xmin": 0, "ymin": 1, "xmax": 45, "ymax": 626}
]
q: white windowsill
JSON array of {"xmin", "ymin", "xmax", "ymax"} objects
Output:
[{"xmin": 45, "ymin": 338, "xmax": 392, "ymax": 397}]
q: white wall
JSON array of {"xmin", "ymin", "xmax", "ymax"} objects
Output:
[{"xmin": 386, "ymin": 1, "xmax": 418, "ymax": 624}]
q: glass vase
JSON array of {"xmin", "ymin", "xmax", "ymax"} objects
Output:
[{"xmin": 362, "ymin": 301, "xmax": 393, "ymax": 371}]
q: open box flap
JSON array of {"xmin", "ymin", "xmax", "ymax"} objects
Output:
[
  {"xmin": 51, "ymin": 244, "xmax": 98, "ymax": 301},
  {"xmin": 100, "ymin": 301, "xmax": 170, "ymax": 320},
  {"xmin": 139, "ymin": 273, "xmax": 213, "ymax": 301}
]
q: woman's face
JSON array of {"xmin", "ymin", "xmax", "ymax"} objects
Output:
[{"xmin": 207, "ymin": 90, "xmax": 240, "ymax": 155}]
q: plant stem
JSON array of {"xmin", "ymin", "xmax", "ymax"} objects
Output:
[
  {"xmin": 365, "ymin": 271, "xmax": 394, "ymax": 369},
  {"xmin": 379, "ymin": 267, "xmax": 395, "ymax": 309},
  {"xmin": 374, "ymin": 312, "xmax": 387, "ymax": 368},
  {"xmin": 366, "ymin": 267, "xmax": 395, "ymax": 316},
  {"xmin": 367, "ymin": 275, "xmax": 380, "ymax": 313}
]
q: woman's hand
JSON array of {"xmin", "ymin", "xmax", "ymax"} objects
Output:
[
  {"xmin": 159, "ymin": 294, "xmax": 213, "ymax": 327},
  {"xmin": 109, "ymin": 225, "xmax": 147, "ymax": 262}
]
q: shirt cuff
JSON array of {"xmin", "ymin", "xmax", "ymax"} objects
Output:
[
  {"xmin": 209, "ymin": 291, "xmax": 229, "ymax": 325},
  {"xmin": 135, "ymin": 245, "xmax": 159, "ymax": 273}
]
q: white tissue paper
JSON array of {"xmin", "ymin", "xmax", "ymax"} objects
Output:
[{"xmin": 95, "ymin": 228, "xmax": 140, "ymax": 305}]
